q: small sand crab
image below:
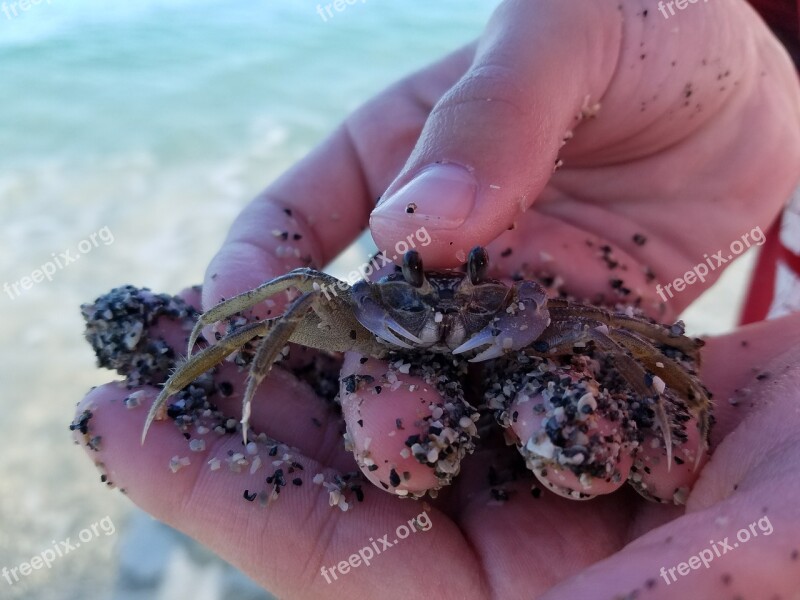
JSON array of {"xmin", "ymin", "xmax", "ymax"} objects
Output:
[{"xmin": 142, "ymin": 247, "xmax": 711, "ymax": 501}]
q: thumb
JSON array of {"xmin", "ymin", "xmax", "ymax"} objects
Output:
[{"xmin": 369, "ymin": 0, "xmax": 622, "ymax": 265}]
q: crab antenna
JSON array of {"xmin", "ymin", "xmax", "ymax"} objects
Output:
[
  {"xmin": 467, "ymin": 246, "xmax": 489, "ymax": 285},
  {"xmin": 402, "ymin": 250, "xmax": 426, "ymax": 288}
]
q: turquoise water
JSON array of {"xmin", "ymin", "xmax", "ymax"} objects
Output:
[
  {"xmin": 0, "ymin": 2, "xmax": 502, "ymax": 599},
  {"xmin": 1, "ymin": 0, "xmax": 498, "ymax": 165}
]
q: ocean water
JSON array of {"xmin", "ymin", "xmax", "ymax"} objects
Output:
[{"xmin": 0, "ymin": 1, "xmax": 751, "ymax": 598}]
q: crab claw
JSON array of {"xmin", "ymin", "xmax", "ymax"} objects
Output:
[
  {"xmin": 453, "ymin": 281, "xmax": 550, "ymax": 362},
  {"xmin": 353, "ymin": 294, "xmax": 423, "ymax": 349},
  {"xmin": 374, "ymin": 320, "xmax": 422, "ymax": 349}
]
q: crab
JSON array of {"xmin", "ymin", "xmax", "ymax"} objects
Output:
[{"xmin": 142, "ymin": 246, "xmax": 712, "ymax": 498}]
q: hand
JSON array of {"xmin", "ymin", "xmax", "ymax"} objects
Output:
[
  {"xmin": 76, "ymin": 292, "xmax": 800, "ymax": 599},
  {"xmin": 76, "ymin": 0, "xmax": 800, "ymax": 597}
]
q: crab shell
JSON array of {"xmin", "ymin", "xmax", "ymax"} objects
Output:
[{"xmin": 349, "ymin": 247, "xmax": 551, "ymax": 362}]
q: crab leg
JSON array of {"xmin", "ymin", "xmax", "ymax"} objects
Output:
[
  {"xmin": 239, "ymin": 292, "xmax": 316, "ymax": 443},
  {"xmin": 530, "ymin": 321, "xmax": 675, "ymax": 469},
  {"xmin": 607, "ymin": 328, "xmax": 710, "ymax": 467},
  {"xmin": 547, "ymin": 300, "xmax": 701, "ymax": 361},
  {"xmin": 536, "ymin": 315, "xmax": 708, "ymax": 415},
  {"xmin": 585, "ymin": 327, "xmax": 675, "ymax": 470},
  {"xmin": 536, "ymin": 315, "xmax": 711, "ymax": 469},
  {"xmin": 141, "ymin": 276, "xmax": 389, "ymax": 445},
  {"xmin": 142, "ymin": 320, "xmax": 270, "ymax": 443},
  {"xmin": 187, "ymin": 269, "xmax": 342, "ymax": 357},
  {"xmin": 608, "ymin": 328, "xmax": 708, "ymax": 410}
]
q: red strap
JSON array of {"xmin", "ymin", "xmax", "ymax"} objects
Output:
[
  {"xmin": 740, "ymin": 217, "xmax": 783, "ymax": 324},
  {"xmin": 781, "ymin": 234, "xmax": 800, "ymax": 272}
]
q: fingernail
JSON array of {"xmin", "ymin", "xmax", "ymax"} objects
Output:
[{"xmin": 371, "ymin": 164, "xmax": 477, "ymax": 229}]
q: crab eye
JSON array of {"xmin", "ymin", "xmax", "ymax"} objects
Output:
[
  {"xmin": 402, "ymin": 250, "xmax": 425, "ymax": 288},
  {"xmin": 467, "ymin": 246, "xmax": 489, "ymax": 284}
]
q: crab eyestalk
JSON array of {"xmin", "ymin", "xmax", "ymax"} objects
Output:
[
  {"xmin": 402, "ymin": 250, "xmax": 432, "ymax": 294},
  {"xmin": 466, "ymin": 246, "xmax": 489, "ymax": 284}
]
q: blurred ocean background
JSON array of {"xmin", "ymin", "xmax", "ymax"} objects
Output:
[{"xmin": 0, "ymin": 1, "xmax": 755, "ymax": 598}]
